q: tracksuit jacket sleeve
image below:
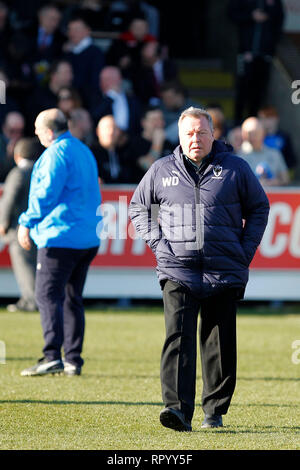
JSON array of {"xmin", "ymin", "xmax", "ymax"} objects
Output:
[
  {"xmin": 18, "ymin": 148, "xmax": 68, "ymax": 229},
  {"xmin": 129, "ymin": 164, "xmax": 161, "ymax": 253},
  {"xmin": 238, "ymin": 161, "xmax": 270, "ymax": 265}
]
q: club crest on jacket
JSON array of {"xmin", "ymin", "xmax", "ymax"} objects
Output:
[{"xmin": 212, "ymin": 165, "xmax": 223, "ymax": 179}]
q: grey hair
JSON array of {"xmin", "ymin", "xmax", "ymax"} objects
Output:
[{"xmin": 178, "ymin": 107, "xmax": 214, "ymax": 132}]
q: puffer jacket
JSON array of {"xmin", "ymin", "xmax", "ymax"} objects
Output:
[{"xmin": 129, "ymin": 140, "xmax": 270, "ymax": 298}]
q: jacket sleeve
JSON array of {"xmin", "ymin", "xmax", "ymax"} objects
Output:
[
  {"xmin": 129, "ymin": 163, "xmax": 161, "ymax": 253},
  {"xmin": 18, "ymin": 147, "xmax": 68, "ymax": 228},
  {"xmin": 238, "ymin": 160, "xmax": 270, "ymax": 265},
  {"xmin": 0, "ymin": 168, "xmax": 23, "ymax": 232}
]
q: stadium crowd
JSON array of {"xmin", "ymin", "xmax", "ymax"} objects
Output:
[{"xmin": 0, "ymin": 0, "xmax": 297, "ymax": 189}]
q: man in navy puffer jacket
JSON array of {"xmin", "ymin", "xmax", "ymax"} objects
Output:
[{"xmin": 129, "ymin": 107, "xmax": 269, "ymax": 431}]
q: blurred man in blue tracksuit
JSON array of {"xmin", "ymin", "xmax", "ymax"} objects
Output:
[{"xmin": 18, "ymin": 108, "xmax": 101, "ymax": 377}]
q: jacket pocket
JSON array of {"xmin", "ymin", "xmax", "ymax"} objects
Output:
[{"xmin": 157, "ymin": 239, "xmax": 202, "ymax": 267}]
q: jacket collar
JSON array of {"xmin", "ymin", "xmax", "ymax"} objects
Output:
[{"xmin": 53, "ymin": 130, "xmax": 72, "ymax": 144}]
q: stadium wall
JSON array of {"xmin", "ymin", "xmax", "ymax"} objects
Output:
[{"xmin": 0, "ymin": 185, "xmax": 300, "ymax": 301}]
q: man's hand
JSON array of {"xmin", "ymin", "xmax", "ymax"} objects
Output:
[
  {"xmin": 252, "ymin": 8, "xmax": 269, "ymax": 23},
  {"xmin": 0, "ymin": 225, "xmax": 6, "ymax": 237},
  {"xmin": 138, "ymin": 154, "xmax": 155, "ymax": 171},
  {"xmin": 152, "ymin": 128, "xmax": 165, "ymax": 149},
  {"xmin": 18, "ymin": 225, "xmax": 32, "ymax": 251}
]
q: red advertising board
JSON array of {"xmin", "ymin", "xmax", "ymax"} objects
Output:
[
  {"xmin": 92, "ymin": 187, "xmax": 155, "ymax": 268},
  {"xmin": 252, "ymin": 190, "xmax": 300, "ymax": 269},
  {"xmin": 93, "ymin": 187, "xmax": 300, "ymax": 271},
  {"xmin": 1, "ymin": 186, "xmax": 300, "ymax": 271}
]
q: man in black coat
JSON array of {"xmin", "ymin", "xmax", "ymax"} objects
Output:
[
  {"xmin": 26, "ymin": 3, "xmax": 66, "ymax": 66},
  {"xmin": 90, "ymin": 65, "xmax": 142, "ymax": 138},
  {"xmin": 63, "ymin": 16, "xmax": 105, "ymax": 108},
  {"xmin": 228, "ymin": 0, "xmax": 285, "ymax": 124},
  {"xmin": 24, "ymin": 59, "xmax": 74, "ymax": 135},
  {"xmin": 0, "ymin": 137, "xmax": 43, "ymax": 312},
  {"xmin": 92, "ymin": 114, "xmax": 133, "ymax": 184}
]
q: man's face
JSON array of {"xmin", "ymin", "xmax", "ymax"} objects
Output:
[
  {"xmin": 142, "ymin": 109, "xmax": 165, "ymax": 132},
  {"xmin": 67, "ymin": 20, "xmax": 89, "ymax": 45},
  {"xmin": 242, "ymin": 124, "xmax": 264, "ymax": 151},
  {"xmin": 161, "ymin": 89, "xmax": 179, "ymax": 110},
  {"xmin": 34, "ymin": 117, "xmax": 52, "ymax": 148},
  {"xmin": 258, "ymin": 115, "xmax": 279, "ymax": 135},
  {"xmin": 179, "ymin": 115, "xmax": 214, "ymax": 163},
  {"xmin": 129, "ymin": 18, "xmax": 148, "ymax": 40},
  {"xmin": 53, "ymin": 63, "xmax": 73, "ymax": 88},
  {"xmin": 39, "ymin": 8, "xmax": 61, "ymax": 34},
  {"xmin": 3, "ymin": 119, "xmax": 24, "ymax": 141},
  {"xmin": 100, "ymin": 68, "xmax": 121, "ymax": 93},
  {"xmin": 97, "ymin": 117, "xmax": 119, "ymax": 149}
]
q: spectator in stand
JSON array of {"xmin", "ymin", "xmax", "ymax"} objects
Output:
[
  {"xmin": 5, "ymin": 30, "xmax": 36, "ymax": 105},
  {"xmin": 61, "ymin": 1, "xmax": 112, "ymax": 33},
  {"xmin": 63, "ymin": 15, "xmax": 105, "ymax": 108},
  {"xmin": 106, "ymin": 16, "xmax": 156, "ymax": 77},
  {"xmin": 228, "ymin": 0, "xmax": 285, "ymax": 124},
  {"xmin": 0, "ymin": 111, "xmax": 25, "ymax": 182},
  {"xmin": 26, "ymin": 3, "xmax": 65, "ymax": 83},
  {"xmin": 127, "ymin": 106, "xmax": 173, "ymax": 182},
  {"xmin": 257, "ymin": 105, "xmax": 297, "ymax": 178},
  {"xmin": 159, "ymin": 81, "xmax": 202, "ymax": 145},
  {"xmin": 206, "ymin": 106, "xmax": 227, "ymax": 141},
  {"xmin": 226, "ymin": 126, "xmax": 243, "ymax": 154},
  {"xmin": 0, "ymin": 137, "xmax": 43, "ymax": 313},
  {"xmin": 0, "ymin": 67, "xmax": 21, "ymax": 128},
  {"xmin": 0, "ymin": 1, "xmax": 12, "ymax": 67},
  {"xmin": 90, "ymin": 65, "xmax": 142, "ymax": 137},
  {"xmin": 68, "ymin": 108, "xmax": 96, "ymax": 147},
  {"xmin": 239, "ymin": 116, "xmax": 289, "ymax": 187},
  {"xmin": 57, "ymin": 86, "xmax": 82, "ymax": 117},
  {"xmin": 9, "ymin": 1, "xmax": 49, "ymax": 30},
  {"xmin": 126, "ymin": 39, "xmax": 178, "ymax": 106},
  {"xmin": 109, "ymin": 0, "xmax": 160, "ymax": 37},
  {"xmin": 24, "ymin": 59, "xmax": 74, "ymax": 134},
  {"xmin": 140, "ymin": 40, "xmax": 177, "ymax": 89},
  {"xmin": 92, "ymin": 114, "xmax": 132, "ymax": 184}
]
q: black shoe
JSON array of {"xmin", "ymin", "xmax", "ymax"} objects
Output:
[
  {"xmin": 201, "ymin": 414, "xmax": 223, "ymax": 428},
  {"xmin": 160, "ymin": 408, "xmax": 192, "ymax": 432},
  {"xmin": 20, "ymin": 357, "xmax": 64, "ymax": 376},
  {"xmin": 63, "ymin": 360, "xmax": 81, "ymax": 376}
]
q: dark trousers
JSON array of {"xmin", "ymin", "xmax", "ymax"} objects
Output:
[
  {"xmin": 9, "ymin": 236, "xmax": 37, "ymax": 308},
  {"xmin": 161, "ymin": 280, "xmax": 237, "ymax": 421},
  {"xmin": 35, "ymin": 246, "xmax": 98, "ymax": 367}
]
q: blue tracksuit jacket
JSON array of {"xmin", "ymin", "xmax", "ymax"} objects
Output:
[{"xmin": 19, "ymin": 131, "xmax": 101, "ymax": 249}]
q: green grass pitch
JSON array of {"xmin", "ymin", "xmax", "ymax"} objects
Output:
[{"xmin": 0, "ymin": 305, "xmax": 299, "ymax": 450}]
